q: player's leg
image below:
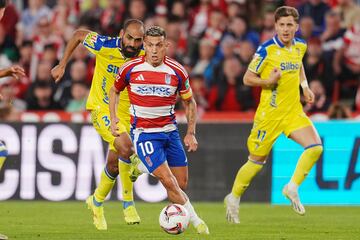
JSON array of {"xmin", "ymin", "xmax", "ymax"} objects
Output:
[
  {"xmin": 132, "ymin": 131, "xmax": 209, "ymax": 234},
  {"xmin": 166, "ymin": 130, "xmax": 189, "ymax": 191},
  {"xmin": 284, "ymin": 117, "xmax": 323, "ymax": 215},
  {"xmin": 225, "ymin": 119, "xmax": 281, "ymax": 223},
  {"xmin": 86, "ymin": 110, "xmax": 119, "ymax": 230},
  {"xmin": 0, "ymin": 140, "xmax": 8, "ymax": 171},
  {"xmin": 113, "ymin": 132, "xmax": 140, "ymax": 224},
  {"xmin": 86, "ymin": 149, "xmax": 118, "ymax": 230}
]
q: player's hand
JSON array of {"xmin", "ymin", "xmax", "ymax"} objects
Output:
[
  {"xmin": 303, "ymin": 87, "xmax": 315, "ymax": 104},
  {"xmin": 268, "ymin": 67, "xmax": 281, "ymax": 85},
  {"xmin": 110, "ymin": 117, "xmax": 120, "ymax": 137},
  {"xmin": 4, "ymin": 65, "xmax": 26, "ymax": 79},
  {"xmin": 184, "ymin": 133, "xmax": 198, "ymax": 152},
  {"xmin": 51, "ymin": 64, "xmax": 65, "ymax": 83}
]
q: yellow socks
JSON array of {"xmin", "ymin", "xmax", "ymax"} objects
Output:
[
  {"xmin": 231, "ymin": 159, "xmax": 264, "ymax": 198},
  {"xmin": 291, "ymin": 144, "xmax": 323, "ymax": 185},
  {"xmin": 94, "ymin": 167, "xmax": 117, "ymax": 204},
  {"xmin": 119, "ymin": 160, "xmax": 134, "ymax": 202}
]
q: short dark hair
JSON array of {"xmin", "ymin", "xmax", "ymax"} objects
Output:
[
  {"xmin": 0, "ymin": 0, "xmax": 7, "ymax": 8},
  {"xmin": 145, "ymin": 26, "xmax": 166, "ymax": 38},
  {"xmin": 123, "ymin": 19, "xmax": 145, "ymax": 32},
  {"xmin": 274, "ymin": 6, "xmax": 299, "ymax": 23}
]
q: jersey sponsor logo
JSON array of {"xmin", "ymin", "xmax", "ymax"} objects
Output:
[
  {"xmin": 101, "ymin": 77, "xmax": 109, "ymax": 104},
  {"xmin": 133, "ymin": 85, "xmax": 173, "ymax": 97},
  {"xmin": 107, "ymin": 64, "xmax": 120, "ymax": 74},
  {"xmin": 280, "ymin": 62, "xmax": 300, "ymax": 71}
]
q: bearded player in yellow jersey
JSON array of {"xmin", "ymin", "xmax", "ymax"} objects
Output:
[
  {"xmin": 51, "ymin": 19, "xmax": 144, "ymax": 230},
  {"xmin": 224, "ymin": 6, "xmax": 323, "ymax": 223}
]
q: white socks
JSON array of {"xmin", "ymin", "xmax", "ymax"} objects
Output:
[
  {"xmin": 288, "ymin": 181, "xmax": 299, "ymax": 192},
  {"xmin": 183, "ymin": 200, "xmax": 202, "ymax": 226}
]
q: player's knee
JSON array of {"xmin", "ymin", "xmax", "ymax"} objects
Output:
[
  {"xmin": 114, "ymin": 137, "xmax": 133, "ymax": 159},
  {"xmin": 306, "ymin": 144, "xmax": 323, "ymax": 160},
  {"xmin": 106, "ymin": 161, "xmax": 118, "ymax": 175},
  {"xmin": 159, "ymin": 174, "xmax": 177, "ymax": 191},
  {"xmin": 177, "ymin": 177, "xmax": 188, "ymax": 191}
]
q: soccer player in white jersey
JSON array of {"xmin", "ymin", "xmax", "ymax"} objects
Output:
[{"xmin": 109, "ymin": 26, "xmax": 209, "ymax": 234}]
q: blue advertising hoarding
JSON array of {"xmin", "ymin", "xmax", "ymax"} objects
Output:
[{"xmin": 272, "ymin": 121, "xmax": 360, "ymax": 205}]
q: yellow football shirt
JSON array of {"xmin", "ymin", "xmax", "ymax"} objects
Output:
[
  {"xmin": 82, "ymin": 31, "xmax": 145, "ymax": 115},
  {"xmin": 248, "ymin": 35, "xmax": 307, "ymax": 119}
]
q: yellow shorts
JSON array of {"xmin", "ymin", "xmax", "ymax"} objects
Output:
[
  {"xmin": 90, "ymin": 108, "xmax": 130, "ymax": 151},
  {"xmin": 247, "ymin": 111, "xmax": 313, "ymax": 156}
]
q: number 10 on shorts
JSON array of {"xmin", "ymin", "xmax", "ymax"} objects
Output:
[{"xmin": 139, "ymin": 141, "xmax": 154, "ymax": 156}]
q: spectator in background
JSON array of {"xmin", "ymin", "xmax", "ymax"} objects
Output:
[
  {"xmin": 0, "ymin": 22, "xmax": 18, "ymax": 62},
  {"xmin": 126, "ymin": 0, "xmax": 147, "ymax": 22},
  {"xmin": 26, "ymin": 80, "xmax": 62, "ymax": 110},
  {"xmin": 100, "ymin": 0, "xmax": 124, "ymax": 36},
  {"xmin": 166, "ymin": 17, "xmax": 187, "ymax": 60},
  {"xmin": 235, "ymin": 40, "xmax": 255, "ymax": 67},
  {"xmin": 327, "ymin": 102, "xmax": 352, "ymax": 119},
  {"xmin": 0, "ymin": 78, "xmax": 26, "ymax": 112},
  {"xmin": 42, "ymin": 44, "xmax": 59, "ymax": 67},
  {"xmin": 298, "ymin": 16, "xmax": 316, "ymax": 40},
  {"xmin": 225, "ymin": 15, "xmax": 260, "ymax": 48},
  {"xmin": 303, "ymin": 80, "xmax": 331, "ymax": 113},
  {"xmin": 31, "ymin": 16, "xmax": 64, "ymax": 80},
  {"xmin": 320, "ymin": 10, "xmax": 346, "ymax": 97},
  {"xmin": 55, "ymin": 59, "xmax": 87, "ymax": 108},
  {"xmin": 0, "ymin": 0, "xmax": 19, "ymax": 41},
  {"xmin": 192, "ymin": 38, "xmax": 218, "ymax": 87},
  {"xmin": 79, "ymin": 0, "xmax": 104, "ymax": 33},
  {"xmin": 260, "ymin": 9, "xmax": 276, "ymax": 43},
  {"xmin": 226, "ymin": 1, "xmax": 246, "ymax": 21},
  {"xmin": 303, "ymin": 38, "xmax": 324, "ymax": 82},
  {"xmin": 333, "ymin": 14, "xmax": 360, "ymax": 101},
  {"xmin": 298, "ymin": 0, "xmax": 330, "ymax": 34},
  {"xmin": 17, "ymin": 0, "xmax": 52, "ymax": 41},
  {"xmin": 202, "ymin": 9, "xmax": 225, "ymax": 46},
  {"xmin": 207, "ymin": 56, "xmax": 254, "ymax": 111},
  {"xmin": 189, "ymin": 74, "xmax": 208, "ymax": 114},
  {"xmin": 18, "ymin": 40, "xmax": 33, "ymax": 77},
  {"xmin": 333, "ymin": 0, "xmax": 360, "ymax": 28},
  {"xmin": 65, "ymin": 81, "xmax": 88, "ymax": 112}
]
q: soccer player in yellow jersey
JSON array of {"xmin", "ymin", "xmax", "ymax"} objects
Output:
[
  {"xmin": 224, "ymin": 6, "xmax": 323, "ymax": 223},
  {"xmin": 51, "ymin": 19, "xmax": 145, "ymax": 230}
]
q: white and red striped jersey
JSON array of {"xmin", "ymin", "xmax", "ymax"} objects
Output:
[{"xmin": 114, "ymin": 56, "xmax": 193, "ymax": 132}]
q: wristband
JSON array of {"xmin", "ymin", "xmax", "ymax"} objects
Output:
[{"xmin": 301, "ymin": 81, "xmax": 309, "ymax": 89}]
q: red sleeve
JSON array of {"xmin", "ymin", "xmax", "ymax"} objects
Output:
[{"xmin": 114, "ymin": 64, "xmax": 130, "ymax": 92}]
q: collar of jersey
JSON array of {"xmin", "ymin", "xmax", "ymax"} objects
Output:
[{"xmin": 273, "ymin": 35, "xmax": 296, "ymax": 48}]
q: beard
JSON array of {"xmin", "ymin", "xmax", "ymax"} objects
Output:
[{"xmin": 121, "ymin": 44, "xmax": 141, "ymax": 58}]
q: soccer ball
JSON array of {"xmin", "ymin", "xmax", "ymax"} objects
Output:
[{"xmin": 159, "ymin": 204, "xmax": 190, "ymax": 235}]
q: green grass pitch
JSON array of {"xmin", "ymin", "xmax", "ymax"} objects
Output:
[{"xmin": 0, "ymin": 201, "xmax": 359, "ymax": 239}]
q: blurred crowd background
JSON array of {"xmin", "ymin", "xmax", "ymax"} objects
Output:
[{"xmin": 0, "ymin": 0, "xmax": 359, "ymax": 121}]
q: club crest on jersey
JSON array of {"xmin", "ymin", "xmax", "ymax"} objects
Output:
[
  {"xmin": 145, "ymin": 156, "xmax": 153, "ymax": 167},
  {"xmin": 165, "ymin": 74, "xmax": 171, "ymax": 85}
]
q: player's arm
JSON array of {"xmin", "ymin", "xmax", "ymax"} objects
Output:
[
  {"xmin": 182, "ymin": 97, "xmax": 198, "ymax": 152},
  {"xmin": 0, "ymin": 65, "xmax": 25, "ymax": 79},
  {"xmin": 243, "ymin": 68, "xmax": 280, "ymax": 88},
  {"xmin": 245, "ymin": 45, "xmax": 280, "ymax": 88},
  {"xmin": 300, "ymin": 65, "xmax": 314, "ymax": 104},
  {"xmin": 51, "ymin": 29, "xmax": 90, "ymax": 83},
  {"xmin": 179, "ymin": 74, "xmax": 198, "ymax": 152},
  {"xmin": 109, "ymin": 86, "xmax": 121, "ymax": 137},
  {"xmin": 109, "ymin": 67, "xmax": 129, "ymax": 137}
]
